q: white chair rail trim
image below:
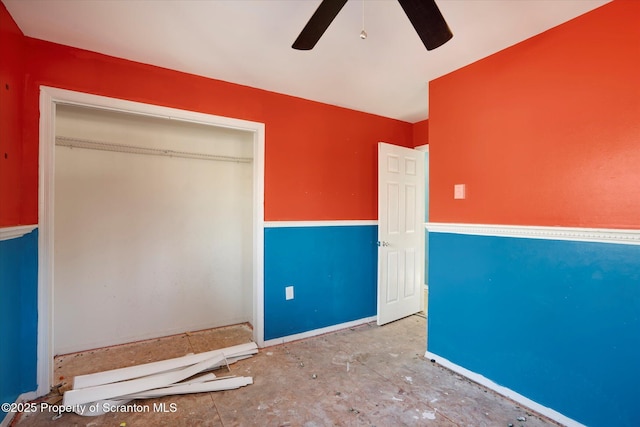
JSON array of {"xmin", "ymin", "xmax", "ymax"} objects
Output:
[
  {"xmin": 425, "ymin": 222, "xmax": 640, "ymax": 246},
  {"xmin": 0, "ymin": 225, "xmax": 37, "ymax": 242}
]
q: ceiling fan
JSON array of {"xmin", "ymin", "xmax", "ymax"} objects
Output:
[{"xmin": 292, "ymin": 0, "xmax": 453, "ymax": 51}]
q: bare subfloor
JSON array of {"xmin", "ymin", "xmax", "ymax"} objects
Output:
[{"xmin": 12, "ymin": 315, "xmax": 562, "ymax": 426}]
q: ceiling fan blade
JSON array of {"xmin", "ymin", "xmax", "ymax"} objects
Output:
[
  {"xmin": 397, "ymin": 0, "xmax": 453, "ymax": 51},
  {"xmin": 292, "ymin": 0, "xmax": 348, "ymax": 50}
]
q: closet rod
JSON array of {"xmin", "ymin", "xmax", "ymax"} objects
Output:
[{"xmin": 55, "ymin": 136, "xmax": 253, "ymax": 163}]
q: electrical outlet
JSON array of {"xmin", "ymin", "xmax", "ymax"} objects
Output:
[{"xmin": 285, "ymin": 286, "xmax": 294, "ymax": 300}]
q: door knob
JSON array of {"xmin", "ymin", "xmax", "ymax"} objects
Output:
[{"xmin": 377, "ymin": 241, "xmax": 390, "ymax": 247}]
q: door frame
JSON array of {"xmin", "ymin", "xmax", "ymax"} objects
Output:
[
  {"xmin": 414, "ymin": 144, "xmax": 429, "ymax": 313},
  {"xmin": 37, "ymin": 86, "xmax": 265, "ymax": 396}
]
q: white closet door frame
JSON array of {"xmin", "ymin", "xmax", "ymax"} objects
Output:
[{"xmin": 37, "ymin": 86, "xmax": 266, "ymax": 397}]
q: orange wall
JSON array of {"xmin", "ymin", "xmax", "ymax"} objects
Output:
[
  {"xmin": 429, "ymin": 0, "xmax": 640, "ymax": 228},
  {"xmin": 412, "ymin": 119, "xmax": 429, "ymax": 147},
  {"xmin": 2, "ymin": 5, "xmax": 415, "ymax": 225},
  {"xmin": 0, "ymin": 2, "xmax": 24, "ymax": 226}
]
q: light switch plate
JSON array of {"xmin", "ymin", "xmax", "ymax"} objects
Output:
[
  {"xmin": 454, "ymin": 184, "xmax": 466, "ymax": 199},
  {"xmin": 285, "ymin": 286, "xmax": 294, "ymax": 300}
]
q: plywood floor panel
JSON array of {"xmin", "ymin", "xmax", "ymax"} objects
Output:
[{"xmin": 12, "ymin": 318, "xmax": 561, "ymax": 427}]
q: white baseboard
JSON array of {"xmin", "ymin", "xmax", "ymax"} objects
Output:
[
  {"xmin": 262, "ymin": 316, "xmax": 377, "ymax": 347},
  {"xmin": 425, "ymin": 351, "xmax": 584, "ymax": 427},
  {"xmin": 1, "ymin": 391, "xmax": 39, "ymax": 427}
]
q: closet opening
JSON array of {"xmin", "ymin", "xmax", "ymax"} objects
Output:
[{"xmin": 37, "ymin": 87, "xmax": 265, "ymax": 395}]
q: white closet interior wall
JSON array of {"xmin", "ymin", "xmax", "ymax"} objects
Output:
[{"xmin": 54, "ymin": 105, "xmax": 253, "ymax": 354}]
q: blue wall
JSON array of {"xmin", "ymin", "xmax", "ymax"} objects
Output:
[
  {"xmin": 264, "ymin": 225, "xmax": 377, "ymax": 340},
  {"xmin": 0, "ymin": 230, "xmax": 38, "ymax": 407},
  {"xmin": 428, "ymin": 232, "xmax": 640, "ymax": 427}
]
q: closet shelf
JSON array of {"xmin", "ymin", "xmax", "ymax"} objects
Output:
[{"xmin": 55, "ymin": 136, "xmax": 253, "ymax": 163}]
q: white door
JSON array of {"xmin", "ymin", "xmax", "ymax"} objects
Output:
[{"xmin": 377, "ymin": 142, "xmax": 425, "ymax": 325}]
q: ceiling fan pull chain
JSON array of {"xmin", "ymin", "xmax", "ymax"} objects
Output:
[{"xmin": 360, "ymin": 0, "xmax": 368, "ymax": 39}]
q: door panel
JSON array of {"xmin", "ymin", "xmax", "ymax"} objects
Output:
[
  {"xmin": 377, "ymin": 142, "xmax": 424, "ymax": 325},
  {"xmin": 386, "ymin": 251, "xmax": 399, "ymax": 302}
]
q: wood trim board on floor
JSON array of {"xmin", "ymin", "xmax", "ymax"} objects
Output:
[
  {"xmin": 72, "ymin": 342, "xmax": 258, "ymax": 389},
  {"xmin": 122, "ymin": 376, "xmax": 254, "ymax": 399},
  {"xmin": 64, "ymin": 342, "xmax": 259, "ymax": 408},
  {"xmin": 63, "ymin": 354, "xmax": 226, "ymax": 406},
  {"xmin": 75, "ymin": 375, "xmax": 254, "ymax": 416}
]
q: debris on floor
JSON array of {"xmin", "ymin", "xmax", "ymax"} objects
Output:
[
  {"xmin": 12, "ymin": 318, "xmax": 565, "ymax": 426},
  {"xmin": 62, "ymin": 342, "xmax": 258, "ymax": 416}
]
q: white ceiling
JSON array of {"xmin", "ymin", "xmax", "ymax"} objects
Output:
[{"xmin": 5, "ymin": 0, "xmax": 609, "ymax": 123}]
